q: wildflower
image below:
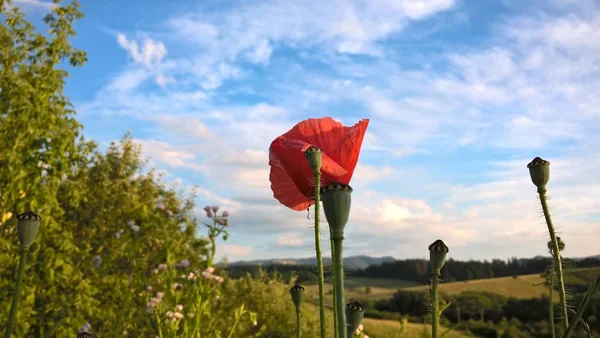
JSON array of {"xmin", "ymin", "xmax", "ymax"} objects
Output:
[
  {"xmin": 222, "ymin": 210, "xmax": 229, "ymax": 217},
  {"xmin": 179, "ymin": 259, "xmax": 190, "ymax": 268},
  {"xmin": 252, "ymin": 320, "xmax": 258, "ymax": 326},
  {"xmin": 92, "ymin": 255, "xmax": 102, "ymax": 268},
  {"xmin": 202, "ymin": 271, "xmax": 213, "ymax": 279},
  {"xmin": 158, "ymin": 263, "xmax": 168, "ymax": 270},
  {"xmin": 127, "ymin": 220, "xmax": 135, "ymax": 226},
  {"xmin": 79, "ymin": 322, "xmax": 91, "ymax": 333},
  {"xmin": 211, "ymin": 206, "xmax": 219, "ymax": 212},
  {"xmin": 156, "ymin": 203, "xmax": 165, "ymax": 210},
  {"xmin": 187, "ymin": 272, "xmax": 197, "ymax": 281},
  {"xmin": 146, "ymin": 286, "xmax": 153, "ymax": 291},
  {"xmin": 166, "ymin": 311, "xmax": 174, "ymax": 318},
  {"xmin": 156, "ymin": 292, "xmax": 164, "ymax": 299},
  {"xmin": 166, "ymin": 209, "xmax": 173, "ymax": 216},
  {"xmin": 176, "ymin": 304, "xmax": 184, "ymax": 311},
  {"xmin": 115, "ymin": 229, "xmax": 123, "ymax": 239},
  {"xmin": 268, "ymin": 117, "xmax": 369, "ymax": 210},
  {"xmin": 130, "ymin": 225, "xmax": 140, "ymax": 232},
  {"xmin": 215, "ymin": 295, "xmax": 220, "ymax": 300},
  {"xmin": 205, "ymin": 267, "xmax": 215, "ymax": 274},
  {"xmin": 174, "ymin": 312, "xmax": 184, "ymax": 319},
  {"xmin": 214, "ymin": 276, "xmax": 224, "ymax": 283},
  {"xmin": 173, "ymin": 282, "xmax": 182, "ymax": 289},
  {"xmin": 151, "ymin": 268, "xmax": 159, "ymax": 274}
]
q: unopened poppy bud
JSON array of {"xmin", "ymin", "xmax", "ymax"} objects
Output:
[
  {"xmin": 304, "ymin": 146, "xmax": 322, "ymax": 175},
  {"xmin": 346, "ymin": 301, "xmax": 366, "ymax": 334},
  {"xmin": 428, "ymin": 239, "xmax": 449, "ymax": 275},
  {"xmin": 527, "ymin": 157, "xmax": 550, "ymax": 193},
  {"xmin": 321, "ymin": 183, "xmax": 353, "ymax": 239},
  {"xmin": 16, "ymin": 211, "xmax": 41, "ymax": 249},
  {"xmin": 289, "ymin": 284, "xmax": 305, "ymax": 311},
  {"xmin": 548, "ymin": 237, "xmax": 565, "ymax": 254}
]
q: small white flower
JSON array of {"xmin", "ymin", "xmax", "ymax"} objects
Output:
[
  {"xmin": 151, "ymin": 268, "xmax": 159, "ymax": 274},
  {"xmin": 176, "ymin": 304, "xmax": 184, "ymax": 311},
  {"xmin": 213, "ymin": 276, "xmax": 224, "ymax": 284},
  {"xmin": 166, "ymin": 311, "xmax": 174, "ymax": 318},
  {"xmin": 130, "ymin": 225, "xmax": 140, "ymax": 232},
  {"xmin": 205, "ymin": 267, "xmax": 215, "ymax": 274},
  {"xmin": 174, "ymin": 312, "xmax": 184, "ymax": 319},
  {"xmin": 158, "ymin": 264, "xmax": 168, "ymax": 271},
  {"xmin": 146, "ymin": 285, "xmax": 153, "ymax": 291}
]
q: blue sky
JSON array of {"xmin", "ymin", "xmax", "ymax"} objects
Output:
[{"xmin": 15, "ymin": 0, "xmax": 600, "ymax": 262}]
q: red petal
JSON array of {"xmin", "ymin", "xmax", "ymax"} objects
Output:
[
  {"xmin": 269, "ymin": 117, "xmax": 369, "ymax": 211},
  {"xmin": 269, "ymin": 137, "xmax": 347, "ymax": 210}
]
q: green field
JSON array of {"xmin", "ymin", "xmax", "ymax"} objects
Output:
[{"xmin": 360, "ymin": 318, "xmax": 471, "ymax": 338}]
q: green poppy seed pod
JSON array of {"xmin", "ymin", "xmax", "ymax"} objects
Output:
[
  {"xmin": 321, "ymin": 183, "xmax": 353, "ymax": 239},
  {"xmin": 289, "ymin": 284, "xmax": 305, "ymax": 311},
  {"xmin": 16, "ymin": 211, "xmax": 41, "ymax": 249},
  {"xmin": 304, "ymin": 146, "xmax": 322, "ymax": 175},
  {"xmin": 345, "ymin": 301, "xmax": 365, "ymax": 336},
  {"xmin": 428, "ymin": 239, "xmax": 449, "ymax": 275},
  {"xmin": 527, "ymin": 157, "xmax": 550, "ymax": 193}
]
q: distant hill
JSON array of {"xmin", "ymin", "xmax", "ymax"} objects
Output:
[{"xmin": 228, "ymin": 255, "xmax": 396, "ymax": 270}]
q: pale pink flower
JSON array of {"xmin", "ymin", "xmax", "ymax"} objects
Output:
[
  {"xmin": 222, "ymin": 210, "xmax": 229, "ymax": 217},
  {"xmin": 201, "ymin": 271, "xmax": 213, "ymax": 279},
  {"xmin": 151, "ymin": 268, "xmax": 159, "ymax": 274},
  {"xmin": 174, "ymin": 312, "xmax": 184, "ymax": 319},
  {"xmin": 205, "ymin": 267, "xmax": 215, "ymax": 274},
  {"xmin": 158, "ymin": 263, "xmax": 168, "ymax": 270},
  {"xmin": 166, "ymin": 311, "xmax": 174, "ymax": 318},
  {"xmin": 214, "ymin": 276, "xmax": 224, "ymax": 284},
  {"xmin": 176, "ymin": 304, "xmax": 184, "ymax": 311},
  {"xmin": 156, "ymin": 203, "xmax": 165, "ymax": 210},
  {"xmin": 156, "ymin": 292, "xmax": 164, "ymax": 299},
  {"xmin": 146, "ymin": 285, "xmax": 153, "ymax": 291}
]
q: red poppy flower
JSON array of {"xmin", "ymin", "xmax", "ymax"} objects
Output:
[{"xmin": 269, "ymin": 117, "xmax": 369, "ymax": 211}]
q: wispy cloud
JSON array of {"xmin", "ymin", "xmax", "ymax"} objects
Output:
[{"xmin": 71, "ymin": 0, "xmax": 600, "ymax": 260}]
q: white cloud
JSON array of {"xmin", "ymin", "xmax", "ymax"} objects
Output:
[{"xmin": 276, "ymin": 233, "xmax": 305, "ymax": 247}]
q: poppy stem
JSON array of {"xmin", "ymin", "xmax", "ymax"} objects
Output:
[
  {"xmin": 332, "ymin": 237, "xmax": 347, "ymax": 338},
  {"xmin": 431, "ymin": 273, "xmax": 440, "ymax": 338},
  {"xmin": 314, "ymin": 172, "xmax": 327, "ymax": 338},
  {"xmin": 5, "ymin": 248, "xmax": 29, "ymax": 338},
  {"xmin": 331, "ymin": 238, "xmax": 338, "ymax": 338},
  {"xmin": 539, "ymin": 192, "xmax": 569, "ymax": 332}
]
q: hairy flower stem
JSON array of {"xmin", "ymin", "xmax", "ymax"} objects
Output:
[
  {"xmin": 314, "ymin": 172, "xmax": 327, "ymax": 338},
  {"xmin": 539, "ymin": 192, "xmax": 569, "ymax": 332},
  {"xmin": 331, "ymin": 238, "xmax": 338, "ymax": 338},
  {"xmin": 332, "ymin": 238, "xmax": 347, "ymax": 338},
  {"xmin": 549, "ymin": 260, "xmax": 556, "ymax": 338},
  {"xmin": 431, "ymin": 273, "xmax": 440, "ymax": 338},
  {"xmin": 296, "ymin": 310, "xmax": 301, "ymax": 338},
  {"xmin": 5, "ymin": 248, "xmax": 29, "ymax": 338}
]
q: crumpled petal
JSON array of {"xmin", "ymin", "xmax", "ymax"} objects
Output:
[{"xmin": 269, "ymin": 117, "xmax": 369, "ymax": 210}]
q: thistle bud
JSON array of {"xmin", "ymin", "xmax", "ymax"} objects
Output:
[
  {"xmin": 428, "ymin": 239, "xmax": 449, "ymax": 275},
  {"xmin": 321, "ymin": 183, "xmax": 353, "ymax": 239},
  {"xmin": 289, "ymin": 284, "xmax": 305, "ymax": 311},
  {"xmin": 211, "ymin": 206, "xmax": 219, "ymax": 212},
  {"xmin": 527, "ymin": 157, "xmax": 550, "ymax": 193},
  {"xmin": 304, "ymin": 146, "xmax": 322, "ymax": 175},
  {"xmin": 222, "ymin": 210, "xmax": 229, "ymax": 217},
  {"xmin": 16, "ymin": 211, "xmax": 41, "ymax": 249},
  {"xmin": 346, "ymin": 301, "xmax": 366, "ymax": 334}
]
